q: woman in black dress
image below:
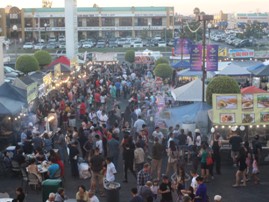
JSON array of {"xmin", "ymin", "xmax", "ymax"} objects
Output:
[{"xmin": 233, "ymin": 146, "xmax": 247, "ymax": 187}]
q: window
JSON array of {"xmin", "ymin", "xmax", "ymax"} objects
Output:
[
  {"xmin": 119, "ymin": 18, "xmax": 132, "ymax": 26},
  {"xmin": 152, "ymin": 17, "xmax": 162, "ymax": 26},
  {"xmin": 24, "ymin": 18, "xmax": 32, "ymax": 27},
  {"xmin": 101, "ymin": 18, "xmax": 115, "ymax": 26},
  {"xmin": 86, "ymin": 17, "xmax": 99, "ymax": 26},
  {"xmin": 137, "ymin": 18, "xmax": 148, "ymax": 26},
  {"xmin": 78, "ymin": 18, "xmax": 83, "ymax": 27}
]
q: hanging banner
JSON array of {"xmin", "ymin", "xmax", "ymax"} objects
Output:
[
  {"xmin": 174, "ymin": 38, "xmax": 192, "ymax": 56},
  {"xmin": 206, "ymin": 45, "xmax": 219, "ymax": 71},
  {"xmin": 26, "ymin": 82, "xmax": 38, "ymax": 104},
  {"xmin": 190, "ymin": 44, "xmax": 203, "ymax": 71},
  {"xmin": 54, "ymin": 64, "xmax": 61, "ymax": 78}
]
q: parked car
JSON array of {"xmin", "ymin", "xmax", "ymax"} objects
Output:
[
  {"xmin": 96, "ymin": 40, "xmax": 106, "ymax": 48},
  {"xmin": 34, "ymin": 43, "xmax": 45, "ymax": 50},
  {"xmin": 4, "ymin": 66, "xmax": 23, "ymax": 78},
  {"xmin": 133, "ymin": 41, "xmax": 143, "ymax": 48},
  {"xmin": 23, "ymin": 42, "xmax": 34, "ymax": 49},
  {"xmin": 59, "ymin": 42, "xmax": 66, "ymax": 49},
  {"xmin": 46, "ymin": 43, "xmax": 57, "ymax": 49},
  {"xmin": 82, "ymin": 42, "xmax": 94, "ymax": 48},
  {"xmin": 108, "ymin": 41, "xmax": 118, "ymax": 48},
  {"xmin": 122, "ymin": 42, "xmax": 131, "ymax": 48},
  {"xmin": 56, "ymin": 50, "xmax": 66, "ymax": 57},
  {"xmin": 158, "ymin": 41, "xmax": 166, "ymax": 47},
  {"xmin": 117, "ymin": 38, "xmax": 127, "ymax": 47}
]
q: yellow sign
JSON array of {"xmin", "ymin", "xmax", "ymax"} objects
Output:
[
  {"xmin": 26, "ymin": 82, "xmax": 38, "ymax": 104},
  {"xmin": 212, "ymin": 93, "xmax": 269, "ymax": 125},
  {"xmin": 43, "ymin": 72, "xmax": 52, "ymax": 93},
  {"xmin": 218, "ymin": 47, "xmax": 228, "ymax": 57}
]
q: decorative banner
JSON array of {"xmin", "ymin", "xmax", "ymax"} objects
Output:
[
  {"xmin": 212, "ymin": 93, "xmax": 269, "ymax": 125},
  {"xmin": 174, "ymin": 38, "xmax": 192, "ymax": 56},
  {"xmin": 190, "ymin": 44, "xmax": 203, "ymax": 71},
  {"xmin": 206, "ymin": 45, "xmax": 219, "ymax": 71}
]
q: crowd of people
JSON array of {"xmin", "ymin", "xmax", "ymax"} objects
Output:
[{"xmin": 1, "ymin": 60, "xmax": 264, "ymax": 202}]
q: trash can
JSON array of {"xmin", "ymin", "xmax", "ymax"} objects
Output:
[
  {"xmin": 42, "ymin": 179, "xmax": 62, "ymax": 202},
  {"xmin": 104, "ymin": 180, "xmax": 121, "ymax": 202}
]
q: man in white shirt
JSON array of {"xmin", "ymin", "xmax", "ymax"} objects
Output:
[
  {"xmin": 95, "ymin": 135, "xmax": 103, "ymax": 154},
  {"xmin": 88, "ymin": 190, "xmax": 100, "ymax": 202},
  {"xmin": 133, "ymin": 116, "xmax": 146, "ymax": 133},
  {"xmin": 190, "ymin": 170, "xmax": 199, "ymax": 193},
  {"xmin": 105, "ymin": 157, "xmax": 117, "ymax": 182},
  {"xmin": 152, "ymin": 127, "xmax": 164, "ymax": 144}
]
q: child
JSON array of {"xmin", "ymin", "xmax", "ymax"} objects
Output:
[
  {"xmin": 151, "ymin": 179, "xmax": 159, "ymax": 202},
  {"xmin": 252, "ymin": 156, "xmax": 260, "ymax": 184}
]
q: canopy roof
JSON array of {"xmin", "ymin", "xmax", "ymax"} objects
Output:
[
  {"xmin": 0, "ymin": 97, "xmax": 25, "ymax": 116},
  {"xmin": 171, "ymin": 79, "xmax": 206, "ymax": 102},
  {"xmin": 171, "ymin": 60, "xmax": 191, "ymax": 69},
  {"xmin": 0, "ymin": 82, "xmax": 27, "ymax": 103},
  {"xmin": 247, "ymin": 60, "xmax": 269, "ymax": 76},
  {"xmin": 218, "ymin": 61, "xmax": 261, "ymax": 76},
  {"xmin": 48, "ymin": 56, "xmax": 70, "ymax": 67},
  {"xmin": 45, "ymin": 63, "xmax": 71, "ymax": 73},
  {"xmin": 240, "ymin": 86, "xmax": 268, "ymax": 94}
]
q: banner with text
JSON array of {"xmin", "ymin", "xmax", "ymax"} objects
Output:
[
  {"xmin": 190, "ymin": 44, "xmax": 203, "ymax": 71},
  {"xmin": 206, "ymin": 45, "xmax": 219, "ymax": 71},
  {"xmin": 174, "ymin": 38, "xmax": 193, "ymax": 56}
]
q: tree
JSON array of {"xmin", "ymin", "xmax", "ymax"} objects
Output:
[
  {"xmin": 193, "ymin": 7, "xmax": 200, "ymax": 17},
  {"xmin": 34, "ymin": 50, "xmax": 52, "ymax": 68},
  {"xmin": 153, "ymin": 63, "xmax": 173, "ymax": 80},
  {"xmin": 125, "ymin": 50, "xmax": 135, "ymax": 63},
  {"xmin": 206, "ymin": 76, "xmax": 240, "ymax": 105},
  {"xmin": 15, "ymin": 55, "xmax": 40, "ymax": 74},
  {"xmin": 155, "ymin": 57, "xmax": 169, "ymax": 66}
]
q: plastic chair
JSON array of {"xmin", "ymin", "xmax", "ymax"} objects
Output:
[
  {"xmin": 11, "ymin": 161, "xmax": 21, "ymax": 175},
  {"xmin": 28, "ymin": 172, "xmax": 41, "ymax": 190},
  {"xmin": 0, "ymin": 192, "xmax": 10, "ymax": 198}
]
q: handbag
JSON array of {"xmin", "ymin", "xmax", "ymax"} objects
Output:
[{"xmin": 206, "ymin": 156, "xmax": 213, "ymax": 165}]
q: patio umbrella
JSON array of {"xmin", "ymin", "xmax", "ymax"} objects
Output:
[{"xmin": 241, "ymin": 86, "xmax": 268, "ymax": 94}]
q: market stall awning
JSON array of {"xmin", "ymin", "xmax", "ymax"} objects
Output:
[
  {"xmin": 241, "ymin": 86, "xmax": 268, "ymax": 94},
  {"xmin": 0, "ymin": 97, "xmax": 25, "ymax": 116},
  {"xmin": 45, "ymin": 63, "xmax": 71, "ymax": 73},
  {"xmin": 171, "ymin": 79, "xmax": 206, "ymax": 102}
]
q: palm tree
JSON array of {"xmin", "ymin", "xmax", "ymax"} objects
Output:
[{"xmin": 193, "ymin": 7, "xmax": 200, "ymax": 16}]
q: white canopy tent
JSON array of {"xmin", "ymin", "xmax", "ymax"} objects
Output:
[{"xmin": 171, "ymin": 79, "xmax": 206, "ymax": 101}]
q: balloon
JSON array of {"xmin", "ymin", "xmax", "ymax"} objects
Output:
[{"xmin": 211, "ymin": 127, "xmax": 215, "ymax": 133}]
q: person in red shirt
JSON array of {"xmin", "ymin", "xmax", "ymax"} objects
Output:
[
  {"xmin": 80, "ymin": 101, "xmax": 87, "ymax": 120},
  {"xmin": 94, "ymin": 91, "xmax": 101, "ymax": 108},
  {"xmin": 59, "ymin": 99, "xmax": 65, "ymax": 111}
]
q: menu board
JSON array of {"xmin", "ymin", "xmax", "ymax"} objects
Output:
[{"xmin": 212, "ymin": 93, "xmax": 269, "ymax": 125}]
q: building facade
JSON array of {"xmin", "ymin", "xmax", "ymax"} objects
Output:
[{"xmin": 0, "ymin": 6, "xmax": 174, "ymax": 41}]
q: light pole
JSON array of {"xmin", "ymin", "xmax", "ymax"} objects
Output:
[
  {"xmin": 148, "ymin": 22, "xmax": 151, "ymax": 38},
  {"xmin": 44, "ymin": 23, "xmax": 48, "ymax": 42},
  {"xmin": 207, "ymin": 22, "xmax": 212, "ymax": 44},
  {"xmin": 12, "ymin": 25, "xmax": 18, "ymax": 62},
  {"xmin": 197, "ymin": 14, "xmax": 213, "ymax": 103}
]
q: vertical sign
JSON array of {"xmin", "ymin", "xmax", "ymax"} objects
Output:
[
  {"xmin": 190, "ymin": 44, "xmax": 202, "ymax": 71},
  {"xmin": 206, "ymin": 45, "xmax": 219, "ymax": 71}
]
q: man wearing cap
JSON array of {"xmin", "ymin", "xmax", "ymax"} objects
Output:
[{"xmin": 159, "ymin": 175, "xmax": 173, "ymax": 202}]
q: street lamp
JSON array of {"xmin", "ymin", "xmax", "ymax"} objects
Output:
[
  {"xmin": 207, "ymin": 22, "xmax": 212, "ymax": 44},
  {"xmin": 148, "ymin": 22, "xmax": 151, "ymax": 38},
  {"xmin": 197, "ymin": 14, "xmax": 214, "ymax": 103},
  {"xmin": 44, "ymin": 23, "xmax": 48, "ymax": 42},
  {"xmin": 12, "ymin": 25, "xmax": 18, "ymax": 62}
]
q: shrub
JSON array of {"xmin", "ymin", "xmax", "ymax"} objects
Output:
[{"xmin": 15, "ymin": 55, "xmax": 40, "ymax": 74}]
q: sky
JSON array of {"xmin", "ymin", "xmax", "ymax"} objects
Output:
[{"xmin": 0, "ymin": 0, "xmax": 269, "ymax": 15}]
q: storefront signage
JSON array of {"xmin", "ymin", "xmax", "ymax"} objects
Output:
[
  {"xmin": 229, "ymin": 49, "xmax": 255, "ymax": 58},
  {"xmin": 212, "ymin": 93, "xmax": 269, "ymax": 125}
]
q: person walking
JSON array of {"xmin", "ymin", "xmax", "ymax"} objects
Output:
[
  {"xmin": 211, "ymin": 133, "xmax": 222, "ymax": 175},
  {"xmin": 137, "ymin": 163, "xmax": 152, "ymax": 194},
  {"xmin": 122, "ymin": 139, "xmax": 137, "ymax": 183},
  {"xmin": 166, "ymin": 140, "xmax": 179, "ymax": 176},
  {"xmin": 233, "ymin": 146, "xmax": 247, "ymax": 187},
  {"xmin": 158, "ymin": 175, "xmax": 173, "ymax": 202},
  {"xmin": 68, "ymin": 141, "xmax": 79, "ymax": 178},
  {"xmin": 151, "ymin": 137, "xmax": 163, "ymax": 180}
]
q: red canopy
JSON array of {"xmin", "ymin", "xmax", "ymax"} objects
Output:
[
  {"xmin": 47, "ymin": 56, "xmax": 70, "ymax": 67},
  {"xmin": 241, "ymin": 86, "xmax": 268, "ymax": 94}
]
